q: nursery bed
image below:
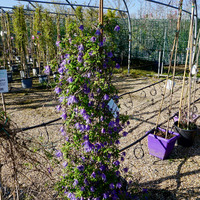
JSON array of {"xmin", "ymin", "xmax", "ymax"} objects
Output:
[{"xmin": 1, "ymin": 74, "xmax": 200, "ymax": 199}]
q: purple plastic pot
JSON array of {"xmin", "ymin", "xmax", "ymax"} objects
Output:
[
  {"xmin": 173, "ymin": 112, "xmax": 199, "ymax": 123},
  {"xmin": 147, "ymin": 127, "xmax": 180, "ymax": 160}
]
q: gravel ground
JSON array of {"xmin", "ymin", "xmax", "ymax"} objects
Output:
[{"xmin": 1, "ymin": 74, "xmax": 200, "ymax": 199}]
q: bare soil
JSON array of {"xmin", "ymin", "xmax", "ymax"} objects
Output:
[{"xmin": 1, "ymin": 73, "xmax": 200, "ymax": 199}]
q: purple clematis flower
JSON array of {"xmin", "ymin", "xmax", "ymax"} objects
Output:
[
  {"xmin": 83, "ymin": 140, "xmax": 93, "ymax": 152},
  {"xmin": 116, "ymin": 183, "xmax": 122, "ymax": 189},
  {"xmin": 90, "ymin": 36, "xmax": 96, "ymax": 42},
  {"xmin": 109, "ymin": 183, "xmax": 115, "ymax": 190},
  {"xmin": 91, "ymin": 172, "xmax": 96, "ymax": 178},
  {"xmin": 55, "ymin": 87, "xmax": 62, "ymax": 94},
  {"xmin": 95, "ymin": 29, "xmax": 101, "ymax": 35},
  {"xmin": 56, "ymin": 41, "xmax": 60, "ymax": 47},
  {"xmin": 58, "ymin": 67, "xmax": 64, "ymax": 74},
  {"xmin": 114, "ymin": 25, "xmax": 120, "ymax": 32},
  {"xmin": 103, "ymin": 192, "xmax": 108, "ymax": 199},
  {"xmin": 107, "ymin": 52, "xmax": 113, "ymax": 58},
  {"xmin": 77, "ymin": 165, "xmax": 84, "ymax": 171},
  {"xmin": 67, "ymin": 95, "xmax": 78, "ymax": 105},
  {"xmin": 64, "ymin": 54, "xmax": 70, "ymax": 59},
  {"xmin": 113, "ymin": 160, "xmax": 120, "ymax": 166},
  {"xmin": 116, "ymin": 171, "xmax": 120, "ymax": 177},
  {"xmin": 77, "ymin": 56, "xmax": 83, "ymax": 63},
  {"xmin": 67, "ymin": 77, "xmax": 73, "ymax": 83},
  {"xmin": 61, "ymin": 112, "xmax": 67, "ymax": 120},
  {"xmin": 81, "ymin": 186, "xmax": 85, "ymax": 191},
  {"xmin": 101, "ymin": 173, "xmax": 106, "ymax": 182},
  {"xmin": 99, "ymin": 41, "xmax": 103, "ymax": 47},
  {"xmin": 73, "ymin": 179, "xmax": 78, "ymax": 187},
  {"xmin": 123, "ymin": 167, "xmax": 128, "ymax": 173},
  {"xmin": 55, "ymin": 150, "xmax": 63, "ymax": 158},
  {"xmin": 56, "ymin": 105, "xmax": 62, "ymax": 111},
  {"xmin": 103, "ymin": 94, "xmax": 109, "ymax": 100},
  {"xmin": 44, "ymin": 65, "xmax": 51, "ymax": 74},
  {"xmin": 59, "ymin": 126, "xmax": 66, "ymax": 136},
  {"xmin": 115, "ymin": 63, "xmax": 120, "ymax": 69},
  {"xmin": 78, "ymin": 44, "xmax": 84, "ymax": 51},
  {"xmin": 101, "ymin": 128, "xmax": 106, "ymax": 134},
  {"xmin": 84, "ymin": 178, "xmax": 89, "ymax": 186},
  {"xmin": 90, "ymin": 186, "xmax": 95, "ymax": 192},
  {"xmin": 79, "ymin": 25, "xmax": 84, "ymax": 31},
  {"xmin": 63, "ymin": 161, "xmax": 68, "ymax": 168}
]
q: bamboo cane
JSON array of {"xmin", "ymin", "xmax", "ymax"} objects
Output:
[
  {"xmin": 0, "ymin": 163, "xmax": 3, "ymax": 200},
  {"xmin": 165, "ymin": 3, "xmax": 183, "ymax": 136},
  {"xmin": 191, "ymin": 30, "xmax": 200, "ymax": 113},
  {"xmin": 155, "ymin": 0, "xmax": 183, "ymax": 132},
  {"xmin": 178, "ymin": 3, "xmax": 195, "ymax": 127},
  {"xmin": 187, "ymin": 3, "xmax": 195, "ymax": 128}
]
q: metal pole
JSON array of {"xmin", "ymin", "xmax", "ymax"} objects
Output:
[
  {"xmin": 158, "ymin": 50, "xmax": 161, "ymax": 77},
  {"xmin": 122, "ymin": 0, "xmax": 132, "ymax": 75}
]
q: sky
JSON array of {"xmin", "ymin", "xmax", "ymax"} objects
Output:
[{"xmin": 0, "ymin": 0, "xmax": 196, "ymax": 18}]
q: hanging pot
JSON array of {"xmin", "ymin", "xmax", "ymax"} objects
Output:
[
  {"xmin": 21, "ymin": 78, "xmax": 32, "ymax": 89},
  {"xmin": 147, "ymin": 127, "xmax": 180, "ymax": 160},
  {"xmin": 38, "ymin": 74, "xmax": 48, "ymax": 83},
  {"xmin": 173, "ymin": 121, "xmax": 198, "ymax": 147}
]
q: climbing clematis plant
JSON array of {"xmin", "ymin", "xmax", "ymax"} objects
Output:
[{"xmin": 52, "ymin": 21, "xmax": 130, "ymax": 199}]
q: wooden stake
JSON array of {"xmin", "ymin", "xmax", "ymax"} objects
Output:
[
  {"xmin": 0, "ymin": 163, "xmax": 3, "ymax": 200},
  {"xmin": 1, "ymin": 93, "xmax": 6, "ymax": 118},
  {"xmin": 155, "ymin": 0, "xmax": 183, "ymax": 132},
  {"xmin": 178, "ymin": 4, "xmax": 194, "ymax": 127}
]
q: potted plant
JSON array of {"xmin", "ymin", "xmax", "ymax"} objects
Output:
[
  {"xmin": 13, "ymin": 6, "xmax": 32, "ymax": 88},
  {"xmin": 147, "ymin": 127, "xmax": 180, "ymax": 160},
  {"xmin": 40, "ymin": 10, "xmax": 56, "ymax": 84},
  {"xmin": 173, "ymin": 1, "xmax": 199, "ymax": 147}
]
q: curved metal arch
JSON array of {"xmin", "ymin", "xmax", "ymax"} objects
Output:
[{"xmin": 121, "ymin": 0, "xmax": 132, "ymax": 75}]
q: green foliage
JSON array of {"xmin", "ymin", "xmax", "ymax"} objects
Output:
[
  {"xmin": 75, "ymin": 6, "xmax": 83, "ymax": 22},
  {"xmin": 13, "ymin": 6, "xmax": 28, "ymax": 71}
]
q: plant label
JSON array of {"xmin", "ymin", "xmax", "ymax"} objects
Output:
[
  {"xmin": 192, "ymin": 65, "xmax": 198, "ymax": 75},
  {"xmin": 0, "ymin": 70, "xmax": 8, "ymax": 93},
  {"xmin": 107, "ymin": 99, "xmax": 119, "ymax": 118},
  {"xmin": 166, "ymin": 80, "xmax": 175, "ymax": 90}
]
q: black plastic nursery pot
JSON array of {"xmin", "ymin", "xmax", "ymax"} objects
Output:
[
  {"xmin": 11, "ymin": 65, "xmax": 19, "ymax": 72},
  {"xmin": 38, "ymin": 74, "xmax": 48, "ymax": 83},
  {"xmin": 21, "ymin": 78, "xmax": 33, "ymax": 89},
  {"xmin": 173, "ymin": 121, "xmax": 198, "ymax": 147},
  {"xmin": 7, "ymin": 72, "xmax": 13, "ymax": 83}
]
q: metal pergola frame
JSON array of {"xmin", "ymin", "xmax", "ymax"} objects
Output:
[
  {"xmin": 145, "ymin": 0, "xmax": 198, "ymax": 64},
  {"xmin": 15, "ymin": 0, "xmax": 132, "ymax": 74},
  {"xmin": 0, "ymin": 6, "xmax": 75, "ymax": 16}
]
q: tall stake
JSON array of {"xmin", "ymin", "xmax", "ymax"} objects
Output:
[
  {"xmin": 187, "ymin": 2, "xmax": 195, "ymax": 128},
  {"xmin": 99, "ymin": 0, "xmax": 103, "ymax": 43},
  {"xmin": 155, "ymin": 0, "xmax": 183, "ymax": 133},
  {"xmin": 1, "ymin": 93, "xmax": 6, "ymax": 118},
  {"xmin": 166, "ymin": 1, "xmax": 182, "ymax": 135},
  {"xmin": 178, "ymin": 2, "xmax": 194, "ymax": 127}
]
